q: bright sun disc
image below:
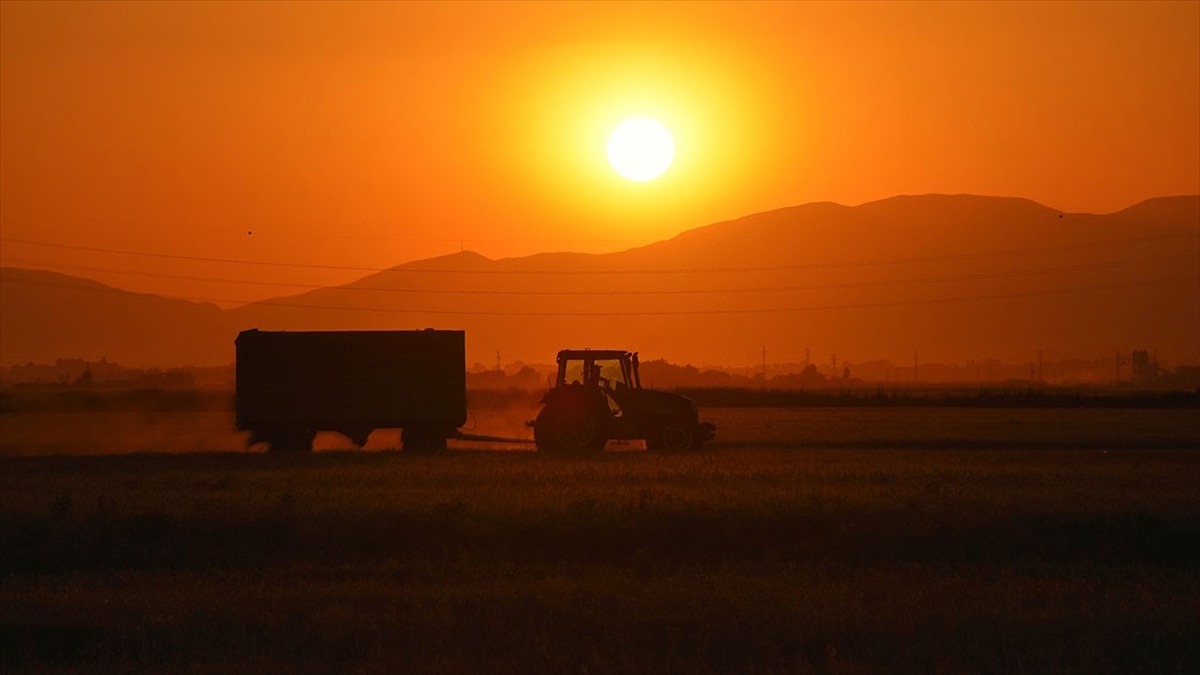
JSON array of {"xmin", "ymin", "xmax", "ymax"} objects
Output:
[{"xmin": 607, "ymin": 117, "xmax": 674, "ymax": 181}]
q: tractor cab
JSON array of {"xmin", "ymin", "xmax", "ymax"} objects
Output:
[
  {"xmin": 532, "ymin": 348, "xmax": 715, "ymax": 453},
  {"xmin": 555, "ymin": 349, "xmax": 640, "ymax": 391}
]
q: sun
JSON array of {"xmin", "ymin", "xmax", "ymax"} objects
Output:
[{"xmin": 607, "ymin": 117, "xmax": 675, "ymax": 182}]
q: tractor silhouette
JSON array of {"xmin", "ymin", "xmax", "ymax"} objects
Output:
[{"xmin": 530, "ymin": 349, "xmax": 715, "ymax": 453}]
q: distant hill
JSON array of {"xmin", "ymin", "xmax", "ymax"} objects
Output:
[
  {"xmin": 0, "ymin": 269, "xmax": 237, "ymax": 366},
  {"xmin": 3, "ymin": 194, "xmax": 1198, "ymax": 368}
]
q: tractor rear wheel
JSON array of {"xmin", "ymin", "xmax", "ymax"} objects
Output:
[{"xmin": 534, "ymin": 405, "xmax": 608, "ymax": 453}]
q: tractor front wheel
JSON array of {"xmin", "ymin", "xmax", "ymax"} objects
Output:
[{"xmin": 651, "ymin": 422, "xmax": 701, "ymax": 452}]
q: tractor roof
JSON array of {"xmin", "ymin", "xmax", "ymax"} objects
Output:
[{"xmin": 556, "ymin": 349, "xmax": 632, "ymax": 361}]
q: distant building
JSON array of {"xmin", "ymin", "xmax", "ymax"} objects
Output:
[
  {"xmin": 1175, "ymin": 366, "xmax": 1200, "ymax": 390},
  {"xmin": 1131, "ymin": 350, "xmax": 1159, "ymax": 385},
  {"xmin": 1132, "ymin": 349, "xmax": 1199, "ymax": 390}
]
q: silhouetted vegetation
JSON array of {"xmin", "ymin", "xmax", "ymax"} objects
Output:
[
  {"xmin": 2, "ymin": 357, "xmax": 233, "ymax": 389},
  {"xmin": 679, "ymin": 386, "xmax": 1200, "ymax": 409},
  {"xmin": 0, "ymin": 388, "xmax": 233, "ymax": 413}
]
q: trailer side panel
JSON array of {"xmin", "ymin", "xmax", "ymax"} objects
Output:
[{"xmin": 235, "ymin": 329, "xmax": 467, "ymax": 432}]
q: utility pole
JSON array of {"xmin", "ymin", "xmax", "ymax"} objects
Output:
[
  {"xmin": 496, "ymin": 350, "xmax": 502, "ymax": 373},
  {"xmin": 761, "ymin": 344, "xmax": 767, "ymax": 386}
]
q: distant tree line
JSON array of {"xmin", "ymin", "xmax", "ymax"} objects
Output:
[
  {"xmin": 1, "ymin": 358, "xmax": 232, "ymax": 389},
  {"xmin": 5, "ymin": 353, "xmax": 1196, "ymax": 392}
]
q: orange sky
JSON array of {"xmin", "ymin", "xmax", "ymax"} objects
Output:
[{"xmin": 2, "ymin": 0, "xmax": 1198, "ymax": 304}]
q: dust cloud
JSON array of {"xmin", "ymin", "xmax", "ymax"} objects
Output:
[{"xmin": 0, "ymin": 395, "xmax": 546, "ymax": 456}]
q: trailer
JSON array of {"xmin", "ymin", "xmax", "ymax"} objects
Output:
[{"xmin": 235, "ymin": 328, "xmax": 467, "ymax": 452}]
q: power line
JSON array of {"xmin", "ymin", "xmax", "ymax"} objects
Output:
[
  {"xmin": 1, "ymin": 252, "xmax": 1192, "ymax": 297},
  {"xmin": 0, "ymin": 257, "xmax": 315, "ymax": 290},
  {"xmin": 1, "ymin": 270, "xmax": 1193, "ymax": 316},
  {"xmin": 1, "ymin": 230, "xmax": 1195, "ymax": 275},
  {"xmin": 2, "ymin": 215, "xmax": 660, "ymax": 245}
]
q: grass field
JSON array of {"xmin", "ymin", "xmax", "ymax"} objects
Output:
[
  {"xmin": 1, "ymin": 406, "xmax": 1198, "ymax": 673},
  {"xmin": 3, "ymin": 405, "xmax": 1197, "ymax": 456}
]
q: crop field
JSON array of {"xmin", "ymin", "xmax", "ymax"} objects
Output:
[
  {"xmin": 4, "ymin": 404, "xmax": 1198, "ymax": 456},
  {"xmin": 1, "ymin": 404, "xmax": 1198, "ymax": 673}
]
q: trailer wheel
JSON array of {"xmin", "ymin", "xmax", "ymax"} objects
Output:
[
  {"xmin": 340, "ymin": 428, "xmax": 373, "ymax": 449},
  {"xmin": 403, "ymin": 426, "xmax": 448, "ymax": 453},
  {"xmin": 534, "ymin": 405, "xmax": 608, "ymax": 453},
  {"xmin": 266, "ymin": 430, "xmax": 314, "ymax": 454}
]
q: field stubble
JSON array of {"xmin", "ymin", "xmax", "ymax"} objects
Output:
[
  {"xmin": 2, "ymin": 405, "xmax": 1197, "ymax": 456},
  {"xmin": 1, "ymin": 405, "xmax": 1198, "ymax": 673}
]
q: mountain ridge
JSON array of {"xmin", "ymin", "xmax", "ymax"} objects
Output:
[{"xmin": 3, "ymin": 193, "xmax": 1197, "ymax": 367}]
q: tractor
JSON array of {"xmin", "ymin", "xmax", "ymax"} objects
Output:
[{"xmin": 530, "ymin": 349, "xmax": 715, "ymax": 452}]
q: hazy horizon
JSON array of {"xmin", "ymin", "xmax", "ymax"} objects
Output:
[
  {"xmin": 3, "ymin": 192, "xmax": 1197, "ymax": 369},
  {"xmin": 4, "ymin": 191, "xmax": 1195, "ymax": 307}
]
